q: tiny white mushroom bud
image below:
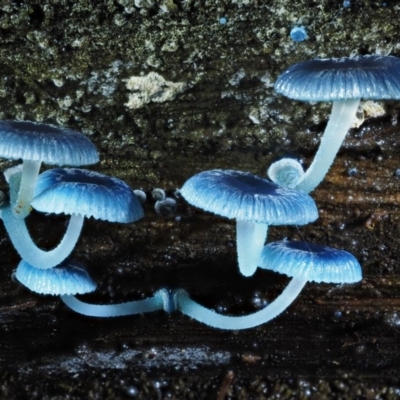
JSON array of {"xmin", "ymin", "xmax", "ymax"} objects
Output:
[{"xmin": 267, "ymin": 158, "xmax": 304, "ymax": 188}]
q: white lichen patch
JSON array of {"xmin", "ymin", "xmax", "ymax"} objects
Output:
[
  {"xmin": 125, "ymin": 72, "xmax": 188, "ymax": 109},
  {"xmin": 352, "ymin": 100, "xmax": 386, "ymax": 128},
  {"xmin": 57, "ymin": 95, "xmax": 73, "ymax": 110},
  {"xmin": 229, "ymin": 69, "xmax": 245, "ymax": 86}
]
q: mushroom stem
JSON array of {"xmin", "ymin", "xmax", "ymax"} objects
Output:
[
  {"xmin": 60, "ymin": 289, "xmax": 173, "ymax": 317},
  {"xmin": 295, "ymin": 99, "xmax": 360, "ymax": 193},
  {"xmin": 236, "ymin": 221, "xmax": 268, "ymax": 277},
  {"xmin": 0, "ymin": 205, "xmax": 84, "ymax": 269},
  {"xmin": 14, "ymin": 160, "xmax": 42, "ymax": 218},
  {"xmin": 174, "ymin": 277, "xmax": 307, "ymax": 330}
]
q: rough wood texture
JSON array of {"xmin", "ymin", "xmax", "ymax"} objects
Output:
[{"xmin": 0, "ymin": 0, "xmax": 400, "ymax": 398}]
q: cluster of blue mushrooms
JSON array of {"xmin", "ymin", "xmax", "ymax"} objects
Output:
[
  {"xmin": 173, "ymin": 55, "xmax": 400, "ymax": 329},
  {"xmin": 0, "ymin": 121, "xmax": 168, "ymax": 317},
  {"xmin": 3, "ymin": 53, "xmax": 397, "ymax": 330}
]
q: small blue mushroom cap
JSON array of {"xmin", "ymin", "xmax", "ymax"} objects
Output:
[
  {"xmin": 290, "ymin": 26, "xmax": 308, "ymax": 42},
  {"xmin": 180, "ymin": 169, "xmax": 318, "ymax": 224},
  {"xmin": 260, "ymin": 240, "xmax": 362, "ymax": 283},
  {"xmin": 0, "ymin": 120, "xmax": 99, "ymax": 165},
  {"xmin": 32, "ymin": 168, "xmax": 144, "ymax": 223},
  {"xmin": 267, "ymin": 158, "xmax": 304, "ymax": 189},
  {"xmin": 155, "ymin": 197, "xmax": 177, "ymax": 218},
  {"xmin": 275, "ymin": 55, "xmax": 400, "ymax": 102},
  {"xmin": 15, "ymin": 259, "xmax": 97, "ymax": 295}
]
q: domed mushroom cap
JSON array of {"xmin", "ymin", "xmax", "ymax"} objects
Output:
[
  {"xmin": 14, "ymin": 259, "xmax": 97, "ymax": 295},
  {"xmin": 260, "ymin": 240, "xmax": 362, "ymax": 283},
  {"xmin": 180, "ymin": 169, "xmax": 318, "ymax": 224},
  {"xmin": 0, "ymin": 120, "xmax": 99, "ymax": 165},
  {"xmin": 275, "ymin": 55, "xmax": 400, "ymax": 102},
  {"xmin": 32, "ymin": 168, "xmax": 144, "ymax": 223},
  {"xmin": 267, "ymin": 158, "xmax": 304, "ymax": 189}
]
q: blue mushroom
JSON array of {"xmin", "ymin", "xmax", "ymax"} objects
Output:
[
  {"xmin": 290, "ymin": 26, "xmax": 308, "ymax": 42},
  {"xmin": 15, "ymin": 257, "xmax": 172, "ymax": 318},
  {"xmin": 174, "ymin": 240, "xmax": 362, "ymax": 330},
  {"xmin": 60, "ymin": 288, "xmax": 174, "ymax": 318},
  {"xmin": 1, "ymin": 168, "xmax": 144, "ymax": 269},
  {"xmin": 0, "ymin": 121, "xmax": 98, "ymax": 218},
  {"xmin": 180, "ymin": 169, "xmax": 318, "ymax": 277},
  {"xmin": 267, "ymin": 158, "xmax": 304, "ymax": 189},
  {"xmin": 260, "ymin": 240, "xmax": 362, "ymax": 283},
  {"xmin": 274, "ymin": 55, "xmax": 400, "ymax": 193},
  {"xmin": 14, "ymin": 259, "xmax": 97, "ymax": 296},
  {"xmin": 155, "ymin": 197, "xmax": 177, "ymax": 218}
]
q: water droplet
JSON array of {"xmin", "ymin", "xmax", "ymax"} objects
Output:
[
  {"xmin": 153, "ymin": 380, "xmax": 161, "ymax": 389},
  {"xmin": 384, "ymin": 312, "xmax": 400, "ymax": 327},
  {"xmin": 216, "ymin": 301, "xmax": 229, "ymax": 313},
  {"xmin": 251, "ymin": 292, "xmax": 268, "ymax": 309},
  {"xmin": 126, "ymin": 386, "xmax": 139, "ymax": 397},
  {"xmin": 334, "ymin": 310, "xmax": 342, "ymax": 319}
]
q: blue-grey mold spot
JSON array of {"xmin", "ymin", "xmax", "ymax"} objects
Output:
[
  {"xmin": 0, "ymin": 120, "xmax": 99, "ymax": 165},
  {"xmin": 290, "ymin": 26, "xmax": 308, "ymax": 42},
  {"xmin": 180, "ymin": 169, "xmax": 318, "ymax": 224},
  {"xmin": 219, "ymin": 17, "xmax": 227, "ymax": 24},
  {"xmin": 343, "ymin": 0, "xmax": 351, "ymax": 8},
  {"xmin": 32, "ymin": 168, "xmax": 144, "ymax": 223},
  {"xmin": 275, "ymin": 55, "xmax": 400, "ymax": 102},
  {"xmin": 15, "ymin": 259, "xmax": 96, "ymax": 295},
  {"xmin": 259, "ymin": 240, "xmax": 362, "ymax": 284}
]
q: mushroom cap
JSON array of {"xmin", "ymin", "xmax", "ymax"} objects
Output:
[
  {"xmin": 290, "ymin": 26, "xmax": 308, "ymax": 42},
  {"xmin": 32, "ymin": 168, "xmax": 144, "ymax": 223},
  {"xmin": 267, "ymin": 158, "xmax": 304, "ymax": 189},
  {"xmin": 155, "ymin": 197, "xmax": 177, "ymax": 218},
  {"xmin": 180, "ymin": 169, "xmax": 318, "ymax": 224},
  {"xmin": 0, "ymin": 120, "xmax": 99, "ymax": 165},
  {"xmin": 14, "ymin": 259, "xmax": 97, "ymax": 295},
  {"xmin": 259, "ymin": 240, "xmax": 362, "ymax": 283},
  {"xmin": 275, "ymin": 55, "xmax": 400, "ymax": 102}
]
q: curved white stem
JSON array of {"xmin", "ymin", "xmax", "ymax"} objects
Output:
[
  {"xmin": 236, "ymin": 221, "xmax": 268, "ymax": 277},
  {"xmin": 14, "ymin": 160, "xmax": 42, "ymax": 218},
  {"xmin": 4, "ymin": 165, "xmax": 23, "ymax": 208},
  {"xmin": 174, "ymin": 277, "xmax": 307, "ymax": 330},
  {"xmin": 295, "ymin": 99, "xmax": 360, "ymax": 193},
  {"xmin": 0, "ymin": 205, "xmax": 84, "ymax": 269},
  {"xmin": 60, "ymin": 289, "xmax": 172, "ymax": 317}
]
